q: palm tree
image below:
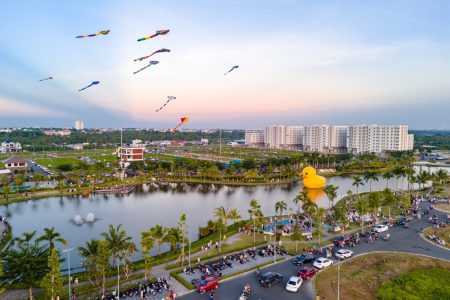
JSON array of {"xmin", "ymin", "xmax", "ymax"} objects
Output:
[
  {"xmin": 434, "ymin": 169, "xmax": 448, "ymax": 186},
  {"xmin": 275, "ymin": 200, "xmax": 287, "ymax": 221},
  {"xmin": 100, "ymin": 224, "xmax": 132, "ymax": 266},
  {"xmin": 37, "ymin": 227, "xmax": 67, "ymax": 249},
  {"xmin": 140, "ymin": 231, "xmax": 154, "ymax": 280},
  {"xmin": 392, "ymin": 166, "xmax": 405, "ymax": 191},
  {"xmin": 78, "ymin": 239, "xmax": 99, "ymax": 258},
  {"xmin": 228, "ymin": 208, "xmax": 242, "ymax": 224},
  {"xmin": 213, "ymin": 206, "xmax": 230, "ymax": 227},
  {"xmin": 352, "ymin": 175, "xmax": 364, "ymax": 197},
  {"xmin": 416, "ymin": 170, "xmax": 430, "ymax": 189},
  {"xmin": 150, "ymin": 225, "xmax": 168, "ymax": 256},
  {"xmin": 324, "ymin": 185, "xmax": 338, "ymax": 208},
  {"xmin": 248, "ymin": 199, "xmax": 261, "ymax": 243},
  {"xmin": 301, "ymin": 196, "xmax": 317, "ymax": 223},
  {"xmin": 368, "ymin": 192, "xmax": 381, "ymax": 216},
  {"xmin": 355, "ymin": 198, "xmax": 368, "ymax": 233},
  {"xmin": 293, "ymin": 191, "xmax": 309, "ymax": 219},
  {"xmin": 312, "ymin": 208, "xmax": 325, "ymax": 246},
  {"xmin": 164, "ymin": 227, "xmax": 182, "ymax": 252},
  {"xmin": 382, "ymin": 171, "xmax": 394, "ymax": 189},
  {"xmin": 363, "ymin": 171, "xmax": 378, "ymax": 192}
]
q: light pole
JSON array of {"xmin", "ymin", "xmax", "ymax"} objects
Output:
[
  {"xmin": 337, "ymin": 263, "xmax": 340, "ymax": 300},
  {"xmin": 63, "ymin": 248, "xmax": 74, "ymax": 300},
  {"xmin": 117, "ymin": 259, "xmax": 120, "ymax": 300}
]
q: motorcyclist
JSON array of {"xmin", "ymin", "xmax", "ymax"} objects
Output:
[{"xmin": 243, "ymin": 284, "xmax": 252, "ymax": 294}]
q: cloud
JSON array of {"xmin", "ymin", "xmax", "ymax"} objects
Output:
[{"xmin": 0, "ymin": 96, "xmax": 69, "ymax": 117}]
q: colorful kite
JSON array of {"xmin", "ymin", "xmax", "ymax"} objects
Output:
[
  {"xmin": 224, "ymin": 65, "xmax": 239, "ymax": 75},
  {"xmin": 78, "ymin": 81, "xmax": 100, "ymax": 92},
  {"xmin": 156, "ymin": 96, "xmax": 176, "ymax": 112},
  {"xmin": 133, "ymin": 61, "xmax": 159, "ymax": 74},
  {"xmin": 39, "ymin": 77, "xmax": 53, "ymax": 82},
  {"xmin": 134, "ymin": 48, "xmax": 171, "ymax": 62},
  {"xmin": 76, "ymin": 30, "xmax": 110, "ymax": 38},
  {"xmin": 173, "ymin": 117, "xmax": 189, "ymax": 131},
  {"xmin": 137, "ymin": 30, "xmax": 170, "ymax": 42}
]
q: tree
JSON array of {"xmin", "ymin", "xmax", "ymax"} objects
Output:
[
  {"xmin": 290, "ymin": 222, "xmax": 302, "ymax": 253},
  {"xmin": 324, "ymin": 185, "xmax": 338, "ymax": 208},
  {"xmin": 56, "ymin": 181, "xmax": 65, "ymax": 195},
  {"xmin": 78, "ymin": 239, "xmax": 100, "ymax": 287},
  {"xmin": 140, "ymin": 230, "xmax": 154, "ymax": 280},
  {"xmin": 355, "ymin": 198, "xmax": 368, "ymax": 233},
  {"xmin": 312, "ymin": 208, "xmax": 326, "ymax": 247},
  {"xmin": 3, "ymin": 233, "xmax": 49, "ymax": 300},
  {"xmin": 96, "ymin": 240, "xmax": 111, "ymax": 297},
  {"xmin": 363, "ymin": 171, "xmax": 378, "ymax": 192},
  {"xmin": 434, "ymin": 169, "xmax": 448, "ymax": 186},
  {"xmin": 368, "ymin": 192, "xmax": 381, "ymax": 216},
  {"xmin": 293, "ymin": 192, "xmax": 307, "ymax": 221},
  {"xmin": 37, "ymin": 227, "xmax": 67, "ymax": 249},
  {"xmin": 392, "ymin": 166, "xmax": 405, "ymax": 191},
  {"xmin": 275, "ymin": 200, "xmax": 287, "ymax": 220},
  {"xmin": 228, "ymin": 208, "xmax": 242, "ymax": 224},
  {"xmin": 382, "ymin": 171, "xmax": 394, "ymax": 189},
  {"xmin": 352, "ymin": 175, "xmax": 364, "ymax": 197},
  {"xmin": 101, "ymin": 224, "xmax": 132, "ymax": 267},
  {"xmin": 248, "ymin": 199, "xmax": 261, "ymax": 243},
  {"xmin": 417, "ymin": 170, "xmax": 430, "ymax": 189},
  {"xmin": 213, "ymin": 206, "xmax": 230, "ymax": 227},
  {"xmin": 150, "ymin": 225, "xmax": 168, "ymax": 256},
  {"xmin": 0, "ymin": 259, "xmax": 4, "ymax": 294},
  {"xmin": 164, "ymin": 227, "xmax": 182, "ymax": 252},
  {"xmin": 40, "ymin": 248, "xmax": 64, "ymax": 300},
  {"xmin": 382, "ymin": 188, "xmax": 397, "ymax": 219}
]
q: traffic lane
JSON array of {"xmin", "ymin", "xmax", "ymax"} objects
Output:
[{"xmin": 179, "ymin": 259, "xmax": 316, "ymax": 300}]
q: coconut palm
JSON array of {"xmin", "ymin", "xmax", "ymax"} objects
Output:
[
  {"xmin": 78, "ymin": 239, "xmax": 100, "ymax": 258},
  {"xmin": 36, "ymin": 227, "xmax": 66, "ymax": 249},
  {"xmin": 293, "ymin": 192, "xmax": 307, "ymax": 220},
  {"xmin": 248, "ymin": 199, "xmax": 261, "ymax": 243},
  {"xmin": 275, "ymin": 200, "xmax": 287, "ymax": 220},
  {"xmin": 164, "ymin": 227, "xmax": 182, "ymax": 252},
  {"xmin": 352, "ymin": 175, "xmax": 364, "ymax": 197},
  {"xmin": 213, "ymin": 206, "xmax": 230, "ymax": 227},
  {"xmin": 100, "ymin": 224, "xmax": 132, "ymax": 266},
  {"xmin": 228, "ymin": 208, "xmax": 242, "ymax": 224},
  {"xmin": 312, "ymin": 207, "xmax": 325, "ymax": 246},
  {"xmin": 150, "ymin": 225, "xmax": 168, "ymax": 256},
  {"xmin": 324, "ymin": 184, "xmax": 338, "ymax": 208},
  {"xmin": 382, "ymin": 171, "xmax": 394, "ymax": 189},
  {"xmin": 363, "ymin": 171, "xmax": 378, "ymax": 192},
  {"xmin": 434, "ymin": 169, "xmax": 448, "ymax": 186},
  {"xmin": 392, "ymin": 166, "xmax": 405, "ymax": 191}
]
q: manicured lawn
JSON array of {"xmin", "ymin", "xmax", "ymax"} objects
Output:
[
  {"xmin": 376, "ymin": 268, "xmax": 450, "ymax": 300},
  {"xmin": 315, "ymin": 252, "xmax": 450, "ymax": 300},
  {"xmin": 434, "ymin": 203, "xmax": 450, "ymax": 213},
  {"xmin": 423, "ymin": 226, "xmax": 450, "ymax": 249},
  {"xmin": 36, "ymin": 157, "xmax": 80, "ymax": 170}
]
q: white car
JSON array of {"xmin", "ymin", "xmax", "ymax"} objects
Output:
[
  {"xmin": 373, "ymin": 224, "xmax": 389, "ymax": 233},
  {"xmin": 313, "ymin": 257, "xmax": 333, "ymax": 269},
  {"xmin": 285, "ymin": 276, "xmax": 302, "ymax": 292},
  {"xmin": 335, "ymin": 249, "xmax": 353, "ymax": 260}
]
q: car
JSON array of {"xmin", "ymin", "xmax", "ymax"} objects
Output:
[
  {"xmin": 196, "ymin": 277, "xmax": 218, "ymax": 293},
  {"xmin": 335, "ymin": 249, "xmax": 353, "ymax": 260},
  {"xmin": 292, "ymin": 254, "xmax": 315, "ymax": 266},
  {"xmin": 373, "ymin": 224, "xmax": 389, "ymax": 233},
  {"xmin": 285, "ymin": 276, "xmax": 303, "ymax": 292},
  {"xmin": 313, "ymin": 257, "xmax": 333, "ymax": 269},
  {"xmin": 394, "ymin": 217, "xmax": 412, "ymax": 226},
  {"xmin": 297, "ymin": 266, "xmax": 318, "ymax": 280},
  {"xmin": 333, "ymin": 235, "xmax": 351, "ymax": 247},
  {"xmin": 259, "ymin": 272, "xmax": 283, "ymax": 287}
]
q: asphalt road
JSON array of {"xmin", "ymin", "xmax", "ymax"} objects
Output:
[{"xmin": 179, "ymin": 201, "xmax": 450, "ymax": 300}]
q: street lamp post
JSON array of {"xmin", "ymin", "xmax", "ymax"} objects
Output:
[
  {"xmin": 117, "ymin": 260, "xmax": 120, "ymax": 300},
  {"xmin": 337, "ymin": 263, "xmax": 340, "ymax": 300},
  {"xmin": 63, "ymin": 248, "xmax": 74, "ymax": 300}
]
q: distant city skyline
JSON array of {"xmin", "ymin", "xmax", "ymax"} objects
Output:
[{"xmin": 1, "ymin": 1, "xmax": 450, "ymax": 129}]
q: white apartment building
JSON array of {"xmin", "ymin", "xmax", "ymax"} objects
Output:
[
  {"xmin": 303, "ymin": 125, "xmax": 348, "ymax": 153},
  {"xmin": 347, "ymin": 125, "xmax": 414, "ymax": 154},
  {"xmin": 74, "ymin": 120, "xmax": 84, "ymax": 130},
  {"xmin": 264, "ymin": 126, "xmax": 304, "ymax": 149},
  {"xmin": 245, "ymin": 130, "xmax": 264, "ymax": 148}
]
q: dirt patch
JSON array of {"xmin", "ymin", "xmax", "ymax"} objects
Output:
[
  {"xmin": 423, "ymin": 226, "xmax": 450, "ymax": 249},
  {"xmin": 315, "ymin": 252, "xmax": 450, "ymax": 300}
]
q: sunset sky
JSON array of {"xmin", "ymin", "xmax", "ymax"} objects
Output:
[{"xmin": 1, "ymin": 0, "xmax": 449, "ymax": 129}]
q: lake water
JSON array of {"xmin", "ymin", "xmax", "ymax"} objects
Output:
[{"xmin": 1, "ymin": 166, "xmax": 444, "ymax": 271}]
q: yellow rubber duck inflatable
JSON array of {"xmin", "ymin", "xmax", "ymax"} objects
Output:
[{"xmin": 300, "ymin": 166, "xmax": 326, "ymax": 189}]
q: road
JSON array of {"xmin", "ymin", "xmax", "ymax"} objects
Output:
[{"xmin": 179, "ymin": 201, "xmax": 450, "ymax": 300}]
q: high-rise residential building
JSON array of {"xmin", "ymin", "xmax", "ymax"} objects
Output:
[
  {"xmin": 264, "ymin": 125, "xmax": 304, "ymax": 149},
  {"xmin": 347, "ymin": 125, "xmax": 414, "ymax": 154},
  {"xmin": 245, "ymin": 129, "xmax": 264, "ymax": 148},
  {"xmin": 74, "ymin": 120, "xmax": 84, "ymax": 130},
  {"xmin": 304, "ymin": 125, "xmax": 331, "ymax": 152}
]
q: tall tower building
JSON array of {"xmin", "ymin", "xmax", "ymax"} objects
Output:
[{"xmin": 74, "ymin": 120, "xmax": 84, "ymax": 130}]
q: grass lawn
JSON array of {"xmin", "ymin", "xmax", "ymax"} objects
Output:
[
  {"xmin": 315, "ymin": 252, "xmax": 450, "ymax": 300},
  {"xmin": 376, "ymin": 268, "xmax": 450, "ymax": 300},
  {"xmin": 423, "ymin": 226, "xmax": 450, "ymax": 249},
  {"xmin": 434, "ymin": 203, "xmax": 450, "ymax": 213},
  {"xmin": 35, "ymin": 157, "xmax": 80, "ymax": 169}
]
